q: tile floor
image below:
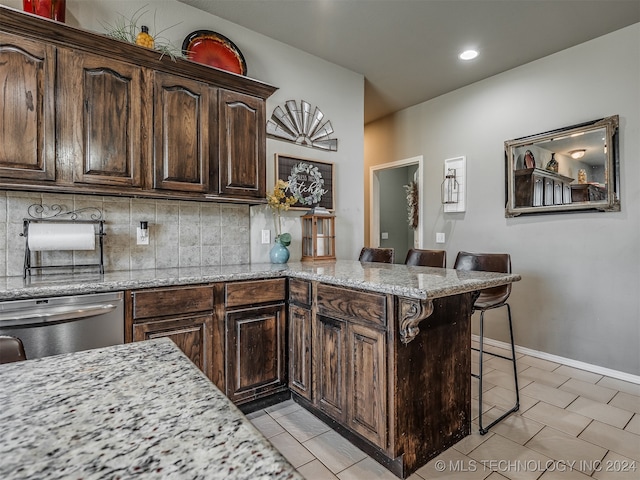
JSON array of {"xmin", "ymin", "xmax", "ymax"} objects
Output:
[{"xmin": 248, "ymin": 342, "xmax": 640, "ymax": 480}]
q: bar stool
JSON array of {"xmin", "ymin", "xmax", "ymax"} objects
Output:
[
  {"xmin": 405, "ymin": 248, "xmax": 446, "ymax": 268},
  {"xmin": 454, "ymin": 251, "xmax": 519, "ymax": 434},
  {"xmin": 359, "ymin": 247, "xmax": 395, "ymax": 263},
  {"xmin": 0, "ymin": 335, "xmax": 27, "ymax": 364}
]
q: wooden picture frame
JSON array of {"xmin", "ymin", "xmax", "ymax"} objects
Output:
[{"xmin": 275, "ymin": 154, "xmax": 335, "ymax": 211}]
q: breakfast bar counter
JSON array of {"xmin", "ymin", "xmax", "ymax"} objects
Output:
[
  {"xmin": 0, "ymin": 260, "xmax": 520, "ymax": 301},
  {"xmin": 0, "ymin": 338, "xmax": 302, "ymax": 480}
]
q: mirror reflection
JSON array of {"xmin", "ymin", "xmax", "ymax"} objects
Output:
[{"xmin": 505, "ymin": 115, "xmax": 619, "ymax": 217}]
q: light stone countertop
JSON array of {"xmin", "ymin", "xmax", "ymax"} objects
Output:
[
  {"xmin": 0, "ymin": 338, "xmax": 303, "ymax": 480},
  {"xmin": 0, "ymin": 260, "xmax": 520, "ymax": 301}
]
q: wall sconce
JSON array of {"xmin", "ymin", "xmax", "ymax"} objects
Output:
[
  {"xmin": 442, "ymin": 156, "xmax": 466, "ymax": 212},
  {"xmin": 441, "ymin": 169, "xmax": 459, "ymax": 205},
  {"xmin": 137, "ymin": 221, "xmax": 149, "ymax": 245},
  {"xmin": 569, "ymin": 149, "xmax": 586, "ymax": 159}
]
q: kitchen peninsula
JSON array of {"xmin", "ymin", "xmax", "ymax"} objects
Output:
[{"xmin": 0, "ymin": 261, "xmax": 520, "ymax": 478}]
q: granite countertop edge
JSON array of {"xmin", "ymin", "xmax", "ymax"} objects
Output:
[{"xmin": 0, "ymin": 261, "xmax": 521, "ymax": 301}]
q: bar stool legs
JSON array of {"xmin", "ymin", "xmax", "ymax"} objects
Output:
[{"xmin": 473, "ymin": 303, "xmax": 520, "ymax": 435}]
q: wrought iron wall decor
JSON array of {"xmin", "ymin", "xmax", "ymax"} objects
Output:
[{"xmin": 267, "ymin": 100, "xmax": 338, "ymax": 151}]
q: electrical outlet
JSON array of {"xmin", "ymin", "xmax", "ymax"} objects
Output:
[
  {"xmin": 381, "ymin": 232, "xmax": 389, "ymax": 240},
  {"xmin": 436, "ymin": 232, "xmax": 445, "ymax": 243},
  {"xmin": 261, "ymin": 229, "xmax": 271, "ymax": 244}
]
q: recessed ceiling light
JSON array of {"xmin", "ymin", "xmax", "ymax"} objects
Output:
[{"xmin": 459, "ymin": 49, "xmax": 478, "ymax": 61}]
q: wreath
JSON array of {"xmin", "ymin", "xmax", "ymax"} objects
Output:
[
  {"xmin": 404, "ymin": 181, "xmax": 419, "ymax": 229},
  {"xmin": 287, "ymin": 162, "xmax": 326, "ymax": 206}
]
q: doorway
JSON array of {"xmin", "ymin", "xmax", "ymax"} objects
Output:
[{"xmin": 370, "ymin": 156, "xmax": 423, "ymax": 263}]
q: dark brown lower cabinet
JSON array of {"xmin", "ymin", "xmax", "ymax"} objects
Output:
[
  {"xmin": 224, "ymin": 279, "xmax": 288, "ymax": 405},
  {"xmin": 225, "ymin": 304, "xmax": 287, "ymax": 404},
  {"xmin": 315, "ymin": 314, "xmax": 387, "ymax": 447},
  {"xmin": 126, "ymin": 285, "xmax": 218, "ymax": 385},
  {"xmin": 313, "ymin": 282, "xmax": 389, "ymax": 449},
  {"xmin": 288, "ymin": 303, "xmax": 312, "ymax": 400},
  {"xmin": 133, "ymin": 314, "xmax": 213, "ymax": 380},
  {"xmin": 347, "ymin": 322, "xmax": 387, "ymax": 447},
  {"xmin": 315, "ymin": 314, "xmax": 347, "ymax": 421}
]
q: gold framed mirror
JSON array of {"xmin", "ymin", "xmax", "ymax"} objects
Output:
[{"xmin": 505, "ymin": 115, "xmax": 620, "ymax": 217}]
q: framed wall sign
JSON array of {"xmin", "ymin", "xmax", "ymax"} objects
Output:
[{"xmin": 275, "ymin": 154, "xmax": 335, "ymax": 211}]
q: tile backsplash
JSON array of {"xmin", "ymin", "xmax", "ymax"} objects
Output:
[{"xmin": 0, "ymin": 191, "xmax": 251, "ymax": 277}]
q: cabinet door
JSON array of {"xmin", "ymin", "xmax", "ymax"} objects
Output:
[
  {"xmin": 289, "ymin": 304, "xmax": 312, "ymax": 400},
  {"xmin": 226, "ymin": 304, "xmax": 287, "ymax": 404},
  {"xmin": 57, "ymin": 49, "xmax": 145, "ymax": 188},
  {"xmin": 0, "ymin": 33, "xmax": 55, "ymax": 181},
  {"xmin": 218, "ymin": 90, "xmax": 265, "ymax": 199},
  {"xmin": 315, "ymin": 314, "xmax": 347, "ymax": 421},
  {"xmin": 133, "ymin": 314, "xmax": 213, "ymax": 380},
  {"xmin": 154, "ymin": 72, "xmax": 211, "ymax": 193},
  {"xmin": 347, "ymin": 323, "xmax": 387, "ymax": 447}
]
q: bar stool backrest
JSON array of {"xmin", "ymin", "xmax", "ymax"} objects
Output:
[
  {"xmin": 454, "ymin": 251, "xmax": 511, "ymax": 308},
  {"xmin": 359, "ymin": 247, "xmax": 395, "ymax": 264},
  {"xmin": 405, "ymin": 248, "xmax": 446, "ymax": 268}
]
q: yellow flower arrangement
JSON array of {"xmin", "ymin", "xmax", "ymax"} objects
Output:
[{"xmin": 266, "ymin": 180, "xmax": 297, "ymax": 246}]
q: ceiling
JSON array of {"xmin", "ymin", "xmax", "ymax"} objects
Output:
[{"xmin": 177, "ymin": 0, "xmax": 640, "ymax": 124}]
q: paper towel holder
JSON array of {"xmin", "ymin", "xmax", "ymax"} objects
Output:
[{"xmin": 20, "ymin": 204, "xmax": 106, "ymax": 278}]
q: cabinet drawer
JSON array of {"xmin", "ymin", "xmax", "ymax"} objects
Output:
[
  {"xmin": 131, "ymin": 285, "xmax": 214, "ymax": 320},
  {"xmin": 225, "ymin": 279, "xmax": 286, "ymax": 308},
  {"xmin": 317, "ymin": 284, "xmax": 386, "ymax": 326},
  {"xmin": 289, "ymin": 278, "xmax": 311, "ymax": 306}
]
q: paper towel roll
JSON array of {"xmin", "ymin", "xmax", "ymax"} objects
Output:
[{"xmin": 28, "ymin": 222, "xmax": 96, "ymax": 251}]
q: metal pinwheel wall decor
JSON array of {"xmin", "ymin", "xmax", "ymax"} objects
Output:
[{"xmin": 267, "ymin": 100, "xmax": 338, "ymax": 151}]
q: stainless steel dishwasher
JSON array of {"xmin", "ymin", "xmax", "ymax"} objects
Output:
[{"xmin": 0, "ymin": 291, "xmax": 124, "ymax": 359}]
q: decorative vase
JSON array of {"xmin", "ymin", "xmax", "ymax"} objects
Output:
[
  {"xmin": 270, "ymin": 241, "xmax": 290, "ymax": 264},
  {"xmin": 545, "ymin": 153, "xmax": 559, "ymax": 173},
  {"xmin": 23, "ymin": 0, "xmax": 66, "ymax": 22}
]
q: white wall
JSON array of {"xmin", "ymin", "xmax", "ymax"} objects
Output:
[
  {"xmin": 365, "ymin": 24, "xmax": 640, "ymax": 376},
  {"xmin": 2, "ymin": 0, "xmax": 364, "ymax": 263}
]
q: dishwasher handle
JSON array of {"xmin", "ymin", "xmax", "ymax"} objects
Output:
[{"xmin": 0, "ymin": 303, "xmax": 120, "ymax": 327}]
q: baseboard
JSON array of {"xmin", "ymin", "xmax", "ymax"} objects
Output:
[{"xmin": 472, "ymin": 334, "xmax": 640, "ymax": 386}]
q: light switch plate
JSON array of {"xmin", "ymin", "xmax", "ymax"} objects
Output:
[
  {"xmin": 261, "ymin": 229, "xmax": 271, "ymax": 244},
  {"xmin": 381, "ymin": 232, "xmax": 389, "ymax": 240},
  {"xmin": 436, "ymin": 232, "xmax": 445, "ymax": 243}
]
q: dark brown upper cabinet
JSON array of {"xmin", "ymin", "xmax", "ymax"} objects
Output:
[
  {"xmin": 58, "ymin": 50, "xmax": 146, "ymax": 188},
  {"xmin": 0, "ymin": 6, "xmax": 277, "ymax": 203},
  {"xmin": 0, "ymin": 32, "xmax": 56, "ymax": 182},
  {"xmin": 153, "ymin": 72, "xmax": 212, "ymax": 193},
  {"xmin": 218, "ymin": 90, "xmax": 266, "ymax": 199}
]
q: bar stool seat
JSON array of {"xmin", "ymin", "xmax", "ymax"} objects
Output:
[
  {"xmin": 359, "ymin": 247, "xmax": 395, "ymax": 263},
  {"xmin": 0, "ymin": 335, "xmax": 27, "ymax": 364},
  {"xmin": 454, "ymin": 251, "xmax": 519, "ymax": 434},
  {"xmin": 405, "ymin": 248, "xmax": 446, "ymax": 267}
]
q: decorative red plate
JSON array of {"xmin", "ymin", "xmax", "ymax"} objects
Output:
[{"xmin": 182, "ymin": 30, "xmax": 247, "ymax": 75}]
